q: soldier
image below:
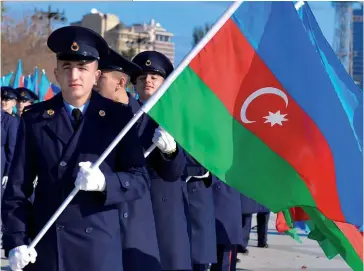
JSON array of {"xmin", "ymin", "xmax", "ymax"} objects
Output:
[
  {"xmin": 1, "ymin": 87, "xmax": 17, "ymax": 116},
  {"xmin": 132, "ymin": 51, "xmax": 191, "ymax": 271},
  {"xmin": 210, "ymin": 178, "xmax": 243, "ymax": 271},
  {"xmin": 14, "ymin": 87, "xmax": 39, "ymax": 116},
  {"xmin": 95, "ymin": 48, "xmax": 162, "ymax": 271},
  {"xmin": 238, "ymin": 195, "xmax": 270, "ymax": 254},
  {"xmin": 184, "ymin": 155, "xmax": 217, "ymax": 271},
  {"xmin": 1, "ymin": 26, "xmax": 150, "ymax": 271},
  {"xmin": 1, "ymin": 109, "xmax": 18, "ymax": 194}
]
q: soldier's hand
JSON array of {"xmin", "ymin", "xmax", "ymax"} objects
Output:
[
  {"xmin": 152, "ymin": 127, "xmax": 176, "ymax": 154},
  {"xmin": 75, "ymin": 161, "xmax": 106, "ymax": 192},
  {"xmin": 2, "ymin": 176, "xmax": 8, "ymax": 186},
  {"xmin": 9, "ymin": 245, "xmax": 37, "ymax": 271}
]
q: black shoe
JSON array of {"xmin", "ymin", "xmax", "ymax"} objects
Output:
[
  {"xmin": 258, "ymin": 243, "xmax": 269, "ymax": 248},
  {"xmin": 237, "ymin": 245, "xmax": 249, "ymax": 255}
]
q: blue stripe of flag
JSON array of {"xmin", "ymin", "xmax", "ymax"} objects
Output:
[{"xmin": 232, "ymin": 1, "xmax": 363, "ymax": 226}]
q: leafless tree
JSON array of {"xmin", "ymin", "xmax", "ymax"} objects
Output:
[{"xmin": 1, "ymin": 9, "xmax": 64, "ymax": 84}]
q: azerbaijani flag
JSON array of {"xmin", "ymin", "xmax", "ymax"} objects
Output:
[
  {"xmin": 38, "ymin": 70, "xmax": 54, "ymax": 101},
  {"xmin": 0, "ymin": 72, "xmax": 13, "ymax": 87},
  {"xmin": 24, "ymin": 74, "xmax": 35, "ymax": 92},
  {"xmin": 144, "ymin": 1, "xmax": 363, "ymax": 269},
  {"xmin": 51, "ymin": 83, "xmax": 61, "ymax": 95},
  {"xmin": 295, "ymin": 2, "xmax": 363, "ymax": 224},
  {"xmin": 276, "ymin": 207, "xmax": 363, "ymax": 268},
  {"xmin": 33, "ymin": 67, "xmax": 39, "ymax": 94},
  {"xmin": 12, "ymin": 59, "xmax": 24, "ymax": 88}
]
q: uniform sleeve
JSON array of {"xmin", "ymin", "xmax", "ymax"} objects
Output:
[
  {"xmin": 146, "ymin": 143, "xmax": 186, "ymax": 182},
  {"xmin": 1, "ymin": 116, "xmax": 37, "ymax": 255},
  {"xmin": 102, "ymin": 108, "xmax": 149, "ymax": 206},
  {"xmin": 4, "ymin": 117, "xmax": 19, "ymax": 176}
]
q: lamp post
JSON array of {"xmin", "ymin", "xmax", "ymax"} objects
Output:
[{"xmin": 31, "ymin": 5, "xmax": 67, "ymax": 35}]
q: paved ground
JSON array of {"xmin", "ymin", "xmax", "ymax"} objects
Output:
[
  {"xmin": 236, "ymin": 214, "xmax": 350, "ymax": 270},
  {"xmin": 0, "ymin": 214, "xmax": 351, "ymax": 270}
]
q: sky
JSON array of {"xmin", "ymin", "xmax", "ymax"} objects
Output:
[{"xmin": 4, "ymin": 1, "xmax": 336, "ymax": 65}]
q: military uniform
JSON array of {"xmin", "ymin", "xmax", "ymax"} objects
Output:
[
  {"xmin": 240, "ymin": 195, "xmax": 270, "ymax": 249},
  {"xmin": 14, "ymin": 87, "xmax": 39, "ymax": 116},
  {"xmin": 1, "ymin": 26, "xmax": 150, "ymax": 271},
  {"xmin": 210, "ymin": 178, "xmax": 242, "ymax": 271},
  {"xmin": 99, "ymin": 48, "xmax": 162, "ymax": 271},
  {"xmin": 133, "ymin": 51, "xmax": 191, "ymax": 271},
  {"xmin": 184, "ymin": 154, "xmax": 217, "ymax": 271},
  {"xmin": 1, "ymin": 86, "xmax": 18, "ymax": 116},
  {"xmin": 1, "ymin": 109, "xmax": 19, "ymax": 194}
]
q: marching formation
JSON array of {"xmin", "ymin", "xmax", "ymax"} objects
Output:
[{"xmin": 1, "ymin": 25, "xmax": 271, "ymax": 271}]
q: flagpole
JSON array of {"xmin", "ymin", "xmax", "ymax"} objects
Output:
[
  {"xmin": 141, "ymin": 0, "xmax": 243, "ymax": 114},
  {"xmin": 28, "ymin": 0, "xmax": 243, "ymax": 250},
  {"xmin": 28, "ymin": 123, "xmax": 155, "ymax": 250}
]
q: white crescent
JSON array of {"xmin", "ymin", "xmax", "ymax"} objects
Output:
[{"xmin": 240, "ymin": 87, "xmax": 289, "ymax": 124}]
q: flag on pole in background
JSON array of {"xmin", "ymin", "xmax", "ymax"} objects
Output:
[{"xmin": 12, "ymin": 59, "xmax": 24, "ymax": 88}]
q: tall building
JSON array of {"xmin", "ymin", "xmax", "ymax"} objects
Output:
[
  {"xmin": 352, "ymin": 4, "xmax": 363, "ymax": 89},
  {"xmin": 71, "ymin": 9, "xmax": 175, "ymax": 64}
]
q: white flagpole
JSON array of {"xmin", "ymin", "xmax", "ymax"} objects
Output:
[
  {"xmin": 141, "ymin": 0, "xmax": 243, "ymax": 114},
  {"xmin": 28, "ymin": 0, "xmax": 243, "ymax": 250},
  {"xmin": 294, "ymin": 1, "xmax": 305, "ymax": 10},
  {"xmin": 29, "ymin": 132, "xmax": 156, "ymax": 249},
  {"xmin": 144, "ymin": 144, "xmax": 157, "ymax": 157}
]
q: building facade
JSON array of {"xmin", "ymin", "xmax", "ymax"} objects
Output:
[
  {"xmin": 71, "ymin": 9, "xmax": 175, "ymax": 64},
  {"xmin": 352, "ymin": 5, "xmax": 363, "ymax": 89}
]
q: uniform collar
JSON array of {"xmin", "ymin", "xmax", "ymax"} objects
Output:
[{"xmin": 63, "ymin": 100, "xmax": 90, "ymax": 119}]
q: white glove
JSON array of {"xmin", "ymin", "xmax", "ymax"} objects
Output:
[
  {"xmin": 9, "ymin": 245, "xmax": 37, "ymax": 271},
  {"xmin": 152, "ymin": 127, "xmax": 177, "ymax": 154},
  {"xmin": 2, "ymin": 176, "xmax": 8, "ymax": 186},
  {"xmin": 75, "ymin": 161, "xmax": 106, "ymax": 192}
]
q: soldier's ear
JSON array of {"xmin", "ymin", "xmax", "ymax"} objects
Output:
[
  {"xmin": 54, "ymin": 68, "xmax": 59, "ymax": 83},
  {"xmin": 118, "ymin": 76, "xmax": 127, "ymax": 89},
  {"xmin": 94, "ymin": 70, "xmax": 101, "ymax": 85}
]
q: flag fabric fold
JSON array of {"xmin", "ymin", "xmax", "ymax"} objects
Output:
[
  {"xmin": 0, "ymin": 72, "xmax": 13, "ymax": 87},
  {"xmin": 12, "ymin": 59, "xmax": 24, "ymax": 88},
  {"xmin": 295, "ymin": 1, "xmax": 363, "ymax": 226},
  {"xmin": 38, "ymin": 70, "xmax": 54, "ymax": 101}
]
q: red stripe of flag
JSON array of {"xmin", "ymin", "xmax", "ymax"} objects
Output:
[{"xmin": 44, "ymin": 86, "xmax": 54, "ymax": 101}]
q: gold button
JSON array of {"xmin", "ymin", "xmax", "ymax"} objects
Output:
[{"xmin": 99, "ymin": 110, "xmax": 106, "ymax": 117}]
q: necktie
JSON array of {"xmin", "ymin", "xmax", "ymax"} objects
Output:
[{"xmin": 72, "ymin": 108, "xmax": 82, "ymax": 130}]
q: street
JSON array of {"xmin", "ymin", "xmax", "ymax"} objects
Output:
[{"xmin": 1, "ymin": 214, "xmax": 350, "ymax": 270}]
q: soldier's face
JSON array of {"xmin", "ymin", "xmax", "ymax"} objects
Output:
[
  {"xmin": 1, "ymin": 99, "xmax": 16, "ymax": 114},
  {"xmin": 135, "ymin": 72, "xmax": 164, "ymax": 102},
  {"xmin": 16, "ymin": 100, "xmax": 32, "ymax": 114},
  {"xmin": 54, "ymin": 60, "xmax": 101, "ymax": 101},
  {"xmin": 95, "ymin": 71, "xmax": 120, "ymax": 100}
]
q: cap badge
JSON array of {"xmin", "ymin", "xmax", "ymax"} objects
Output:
[
  {"xmin": 21, "ymin": 91, "xmax": 26, "ymax": 97},
  {"xmin": 4, "ymin": 91, "xmax": 7, "ymax": 95},
  {"xmin": 71, "ymin": 41, "xmax": 79, "ymax": 51},
  {"xmin": 145, "ymin": 59, "xmax": 152, "ymax": 66}
]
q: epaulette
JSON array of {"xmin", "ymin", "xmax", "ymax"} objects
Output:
[
  {"xmin": 22, "ymin": 100, "xmax": 51, "ymax": 116},
  {"xmin": 23, "ymin": 103, "xmax": 37, "ymax": 114}
]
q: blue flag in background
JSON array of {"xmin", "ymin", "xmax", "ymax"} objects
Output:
[{"xmin": 295, "ymin": 1, "xmax": 363, "ymax": 150}]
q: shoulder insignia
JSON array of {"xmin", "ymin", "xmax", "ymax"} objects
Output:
[{"xmin": 47, "ymin": 109, "xmax": 55, "ymax": 116}]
